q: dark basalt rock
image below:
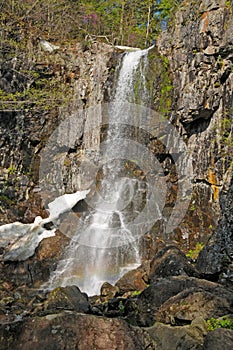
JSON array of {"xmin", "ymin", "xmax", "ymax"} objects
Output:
[{"xmin": 156, "ymin": 287, "xmax": 232, "ymax": 325}]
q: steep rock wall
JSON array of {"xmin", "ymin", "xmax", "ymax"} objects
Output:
[
  {"xmin": 0, "ymin": 37, "xmax": 115, "ymax": 224},
  {"xmin": 158, "ymin": 0, "xmax": 233, "ymax": 247}
]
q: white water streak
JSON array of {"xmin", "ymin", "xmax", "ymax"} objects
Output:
[{"xmin": 46, "ymin": 48, "xmax": 153, "ymax": 296}]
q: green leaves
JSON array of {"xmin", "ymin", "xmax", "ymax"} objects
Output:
[
  {"xmin": 207, "ymin": 317, "xmax": 233, "ymax": 331},
  {"xmin": 1, "ymin": 1, "xmax": 181, "ymax": 47}
]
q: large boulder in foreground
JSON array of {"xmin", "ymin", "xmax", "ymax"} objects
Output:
[
  {"xmin": 0, "ymin": 312, "xmax": 156, "ymax": 350},
  {"xmin": 147, "ymin": 317, "xmax": 208, "ymax": 350},
  {"xmin": 149, "ymin": 246, "xmax": 197, "ymax": 282},
  {"xmin": 125, "ymin": 276, "xmax": 233, "ymax": 326},
  {"xmin": 203, "ymin": 328, "xmax": 233, "ymax": 350}
]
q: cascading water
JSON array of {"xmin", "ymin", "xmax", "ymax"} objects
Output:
[{"xmin": 46, "ymin": 47, "xmax": 154, "ymax": 296}]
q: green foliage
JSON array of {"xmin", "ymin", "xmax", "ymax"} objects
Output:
[
  {"xmin": 225, "ymin": 0, "xmax": 232, "ymax": 8},
  {"xmin": 0, "ymin": 79, "xmax": 73, "ymax": 112},
  {"xmin": 141, "ymin": 48, "xmax": 173, "ymax": 115},
  {"xmin": 207, "ymin": 317, "xmax": 233, "ymax": 331},
  {"xmin": 131, "ymin": 290, "xmax": 142, "ymax": 297},
  {"xmin": 0, "ymin": 1, "xmax": 180, "ymax": 114},
  {"xmin": 1, "ymin": 1, "xmax": 181, "ymax": 48},
  {"xmin": 7, "ymin": 166, "xmax": 17, "ymax": 175},
  {"xmin": 119, "ymin": 300, "xmax": 125, "ymax": 314},
  {"xmin": 186, "ymin": 242, "xmax": 204, "ymax": 260}
]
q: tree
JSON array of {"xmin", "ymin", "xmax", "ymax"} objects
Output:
[{"xmin": 0, "ymin": 0, "xmax": 180, "ymax": 47}]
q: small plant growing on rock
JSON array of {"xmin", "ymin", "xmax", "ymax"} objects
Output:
[
  {"xmin": 186, "ymin": 242, "xmax": 204, "ymax": 260},
  {"xmin": 131, "ymin": 290, "xmax": 142, "ymax": 297},
  {"xmin": 119, "ymin": 301, "xmax": 125, "ymax": 315},
  {"xmin": 207, "ymin": 316, "xmax": 233, "ymax": 331}
]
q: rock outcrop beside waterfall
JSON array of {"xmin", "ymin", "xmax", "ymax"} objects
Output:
[
  {"xmin": 0, "ymin": 38, "xmax": 115, "ymax": 225},
  {"xmin": 1, "ymin": 0, "xmax": 233, "ymax": 349},
  {"xmin": 158, "ymin": 0, "xmax": 233, "ymax": 285},
  {"xmin": 158, "ymin": 0, "xmax": 233, "ymax": 248}
]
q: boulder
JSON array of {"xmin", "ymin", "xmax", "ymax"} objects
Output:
[
  {"xmin": 115, "ymin": 266, "xmax": 148, "ymax": 295},
  {"xmin": 156, "ymin": 288, "xmax": 232, "ymax": 324},
  {"xmin": 100, "ymin": 282, "xmax": 119, "ymax": 302},
  {"xmin": 149, "ymin": 246, "xmax": 197, "ymax": 282},
  {"xmin": 0, "ymin": 312, "xmax": 157, "ymax": 350},
  {"xmin": 203, "ymin": 328, "xmax": 233, "ymax": 350},
  {"xmin": 124, "ymin": 276, "xmax": 233, "ymax": 327},
  {"xmin": 44, "ymin": 285, "xmax": 90, "ymax": 313},
  {"xmin": 146, "ymin": 317, "xmax": 208, "ymax": 350}
]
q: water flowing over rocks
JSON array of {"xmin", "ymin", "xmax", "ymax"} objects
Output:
[{"xmin": 0, "ymin": 0, "xmax": 233, "ymax": 349}]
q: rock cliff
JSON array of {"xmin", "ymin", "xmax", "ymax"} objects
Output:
[
  {"xmin": 158, "ymin": 0, "xmax": 233, "ymax": 283},
  {"xmin": 158, "ymin": 0, "xmax": 233, "ymax": 247}
]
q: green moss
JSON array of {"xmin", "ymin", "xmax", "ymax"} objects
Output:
[
  {"xmin": 214, "ymin": 81, "xmax": 221, "ymax": 88},
  {"xmin": 190, "ymin": 204, "xmax": 196, "ymax": 211}
]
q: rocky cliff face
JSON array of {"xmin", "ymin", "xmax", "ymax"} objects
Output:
[
  {"xmin": 0, "ymin": 37, "xmax": 115, "ymax": 224},
  {"xmin": 158, "ymin": 0, "xmax": 233, "ymax": 248}
]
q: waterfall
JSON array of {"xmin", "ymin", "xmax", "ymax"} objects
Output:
[{"xmin": 46, "ymin": 47, "xmax": 154, "ymax": 296}]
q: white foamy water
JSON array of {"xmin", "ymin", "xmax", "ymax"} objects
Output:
[{"xmin": 46, "ymin": 47, "xmax": 154, "ymax": 295}]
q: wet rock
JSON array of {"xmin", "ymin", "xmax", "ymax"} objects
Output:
[
  {"xmin": 203, "ymin": 328, "xmax": 233, "ymax": 350},
  {"xmin": 36, "ymin": 231, "xmax": 70, "ymax": 261},
  {"xmin": 0, "ymin": 312, "xmax": 156, "ymax": 350},
  {"xmin": 146, "ymin": 317, "xmax": 208, "ymax": 350},
  {"xmin": 44, "ymin": 285, "xmax": 90, "ymax": 313},
  {"xmin": 149, "ymin": 245, "xmax": 197, "ymax": 282}
]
